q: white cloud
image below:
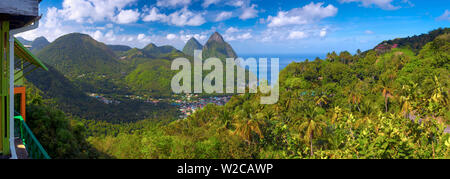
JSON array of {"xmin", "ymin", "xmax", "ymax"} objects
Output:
[
  {"xmin": 115, "ymin": 9, "xmax": 140, "ymax": 24},
  {"xmin": 142, "ymin": 7, "xmax": 168, "ymax": 22},
  {"xmin": 157, "ymin": 0, "xmax": 191, "ymax": 8},
  {"xmin": 137, "ymin": 33, "xmax": 152, "ymax": 43},
  {"xmin": 237, "ymin": 32, "xmax": 252, "ymax": 40},
  {"xmin": 166, "ymin": 33, "xmax": 177, "ymax": 40},
  {"xmin": 319, "ymin": 28, "xmax": 327, "ymax": 37},
  {"xmin": 202, "ymin": 0, "xmax": 221, "ymax": 8},
  {"xmin": 228, "ymin": 0, "xmax": 245, "ymax": 7},
  {"xmin": 17, "ymin": 7, "xmax": 71, "ymax": 41},
  {"xmin": 168, "ymin": 8, "xmax": 206, "ymax": 26},
  {"xmin": 226, "ymin": 27, "xmax": 239, "ymax": 34},
  {"xmin": 267, "ymin": 2, "xmax": 338, "ymax": 27},
  {"xmin": 224, "ymin": 29, "xmax": 253, "ymax": 41},
  {"xmin": 288, "ymin": 31, "xmax": 307, "ymax": 39},
  {"xmin": 436, "ymin": 10, "xmax": 450, "ymax": 21},
  {"xmin": 137, "ymin": 33, "xmax": 145, "ymax": 40},
  {"xmin": 180, "ymin": 33, "xmax": 208, "ymax": 43},
  {"xmin": 59, "ymin": 0, "xmax": 138, "ymax": 23},
  {"xmin": 142, "ymin": 7, "xmax": 206, "ymax": 26},
  {"xmin": 215, "ymin": 11, "xmax": 233, "ymax": 22},
  {"xmin": 240, "ymin": 4, "xmax": 258, "ymax": 20},
  {"xmin": 365, "ymin": 30, "xmax": 374, "ymax": 34},
  {"xmin": 339, "ymin": 0, "xmax": 400, "ymax": 10}
]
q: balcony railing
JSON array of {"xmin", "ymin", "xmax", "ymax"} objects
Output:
[{"xmin": 14, "ymin": 114, "xmax": 50, "ymax": 159}]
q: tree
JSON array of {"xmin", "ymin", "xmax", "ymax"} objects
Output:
[
  {"xmin": 233, "ymin": 119, "xmax": 264, "ymax": 144},
  {"xmin": 297, "ymin": 118, "xmax": 326, "ymax": 156}
]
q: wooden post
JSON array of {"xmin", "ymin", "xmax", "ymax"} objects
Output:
[
  {"xmin": 14, "ymin": 87, "xmax": 26, "ymax": 121},
  {"xmin": 0, "ymin": 21, "xmax": 11, "ymax": 155}
]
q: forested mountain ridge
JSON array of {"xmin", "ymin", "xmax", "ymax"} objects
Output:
[
  {"xmin": 182, "ymin": 37, "xmax": 203, "ymax": 57},
  {"xmin": 15, "ymin": 36, "xmax": 50, "ymax": 53},
  {"xmin": 37, "ymin": 33, "xmax": 120, "ymax": 78},
  {"xmin": 86, "ymin": 28, "xmax": 450, "ymax": 159},
  {"xmin": 202, "ymin": 32, "xmax": 237, "ymax": 59},
  {"xmin": 30, "ymin": 36, "xmax": 50, "ymax": 53},
  {"xmin": 107, "ymin": 44, "xmax": 132, "ymax": 52},
  {"xmin": 25, "ymin": 63, "xmax": 178, "ymax": 123},
  {"xmin": 377, "ymin": 27, "xmax": 450, "ymax": 53}
]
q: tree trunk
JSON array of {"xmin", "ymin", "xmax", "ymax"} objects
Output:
[
  {"xmin": 385, "ymin": 97, "xmax": 388, "ymax": 113},
  {"xmin": 310, "ymin": 132, "xmax": 314, "ymax": 157}
]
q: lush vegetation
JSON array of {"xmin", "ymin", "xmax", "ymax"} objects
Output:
[
  {"xmin": 125, "ymin": 60, "xmax": 176, "ymax": 97},
  {"xmin": 24, "ymin": 29, "xmax": 449, "ymax": 159},
  {"xmin": 381, "ymin": 28, "xmax": 450, "ymax": 53},
  {"xmin": 86, "ymin": 30, "xmax": 449, "ymax": 159},
  {"xmin": 21, "ymin": 85, "xmax": 109, "ymax": 159}
]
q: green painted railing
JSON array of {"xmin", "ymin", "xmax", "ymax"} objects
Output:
[{"xmin": 14, "ymin": 115, "xmax": 51, "ymax": 159}]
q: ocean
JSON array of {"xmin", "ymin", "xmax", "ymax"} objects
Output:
[{"xmin": 238, "ymin": 54, "xmax": 325, "ymax": 85}]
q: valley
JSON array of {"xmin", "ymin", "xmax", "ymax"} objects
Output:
[{"xmin": 17, "ymin": 28, "xmax": 450, "ymax": 159}]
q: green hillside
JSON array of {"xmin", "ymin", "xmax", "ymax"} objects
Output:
[
  {"xmin": 86, "ymin": 29, "xmax": 450, "ymax": 159},
  {"xmin": 25, "ymin": 63, "xmax": 177, "ymax": 123},
  {"xmin": 107, "ymin": 45, "xmax": 132, "ymax": 52},
  {"xmin": 37, "ymin": 33, "xmax": 121, "ymax": 78},
  {"xmin": 378, "ymin": 27, "xmax": 450, "ymax": 53},
  {"xmin": 125, "ymin": 60, "xmax": 176, "ymax": 97},
  {"xmin": 142, "ymin": 43, "xmax": 185, "ymax": 59}
]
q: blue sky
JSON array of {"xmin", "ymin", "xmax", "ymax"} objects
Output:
[{"xmin": 17, "ymin": 0, "xmax": 449, "ymax": 55}]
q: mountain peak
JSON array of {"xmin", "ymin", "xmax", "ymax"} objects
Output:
[
  {"xmin": 34, "ymin": 36, "xmax": 49, "ymax": 42},
  {"xmin": 30, "ymin": 36, "xmax": 50, "ymax": 52},
  {"xmin": 183, "ymin": 37, "xmax": 203, "ymax": 57},
  {"xmin": 144, "ymin": 43, "xmax": 157, "ymax": 50},
  {"xmin": 203, "ymin": 32, "xmax": 237, "ymax": 59},
  {"xmin": 207, "ymin": 32, "xmax": 225, "ymax": 43}
]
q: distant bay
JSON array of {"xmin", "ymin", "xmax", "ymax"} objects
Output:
[{"xmin": 238, "ymin": 54, "xmax": 325, "ymax": 85}]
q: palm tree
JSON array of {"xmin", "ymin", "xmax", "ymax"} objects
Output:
[
  {"xmin": 399, "ymin": 95, "xmax": 413, "ymax": 119},
  {"xmin": 377, "ymin": 81, "xmax": 394, "ymax": 113},
  {"xmin": 298, "ymin": 118, "xmax": 326, "ymax": 156},
  {"xmin": 314, "ymin": 94, "xmax": 329, "ymax": 107},
  {"xmin": 347, "ymin": 90, "xmax": 362, "ymax": 112},
  {"xmin": 234, "ymin": 119, "xmax": 264, "ymax": 143},
  {"xmin": 233, "ymin": 110, "xmax": 264, "ymax": 144}
]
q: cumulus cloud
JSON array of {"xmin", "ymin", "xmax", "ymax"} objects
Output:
[
  {"xmin": 157, "ymin": 0, "xmax": 191, "ymax": 8},
  {"xmin": 319, "ymin": 28, "xmax": 327, "ymax": 37},
  {"xmin": 179, "ymin": 33, "xmax": 208, "ymax": 43},
  {"xmin": 240, "ymin": 4, "xmax": 258, "ymax": 20},
  {"xmin": 224, "ymin": 27, "xmax": 252, "ymax": 41},
  {"xmin": 226, "ymin": 27, "xmax": 239, "ymax": 34},
  {"xmin": 166, "ymin": 33, "xmax": 178, "ymax": 40},
  {"xmin": 339, "ymin": 0, "xmax": 401, "ymax": 10},
  {"xmin": 215, "ymin": 11, "xmax": 233, "ymax": 22},
  {"xmin": 436, "ymin": 10, "xmax": 450, "ymax": 21},
  {"xmin": 228, "ymin": 0, "xmax": 245, "ymax": 7},
  {"xmin": 142, "ymin": 7, "xmax": 205, "ymax": 26},
  {"xmin": 202, "ymin": 0, "xmax": 221, "ymax": 8},
  {"xmin": 267, "ymin": 2, "xmax": 337, "ymax": 27},
  {"xmin": 288, "ymin": 31, "xmax": 307, "ymax": 39},
  {"xmin": 237, "ymin": 32, "xmax": 252, "ymax": 40},
  {"xmin": 59, "ymin": 0, "xmax": 138, "ymax": 23},
  {"xmin": 169, "ymin": 8, "xmax": 206, "ymax": 26},
  {"xmin": 115, "ymin": 9, "xmax": 140, "ymax": 24}
]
